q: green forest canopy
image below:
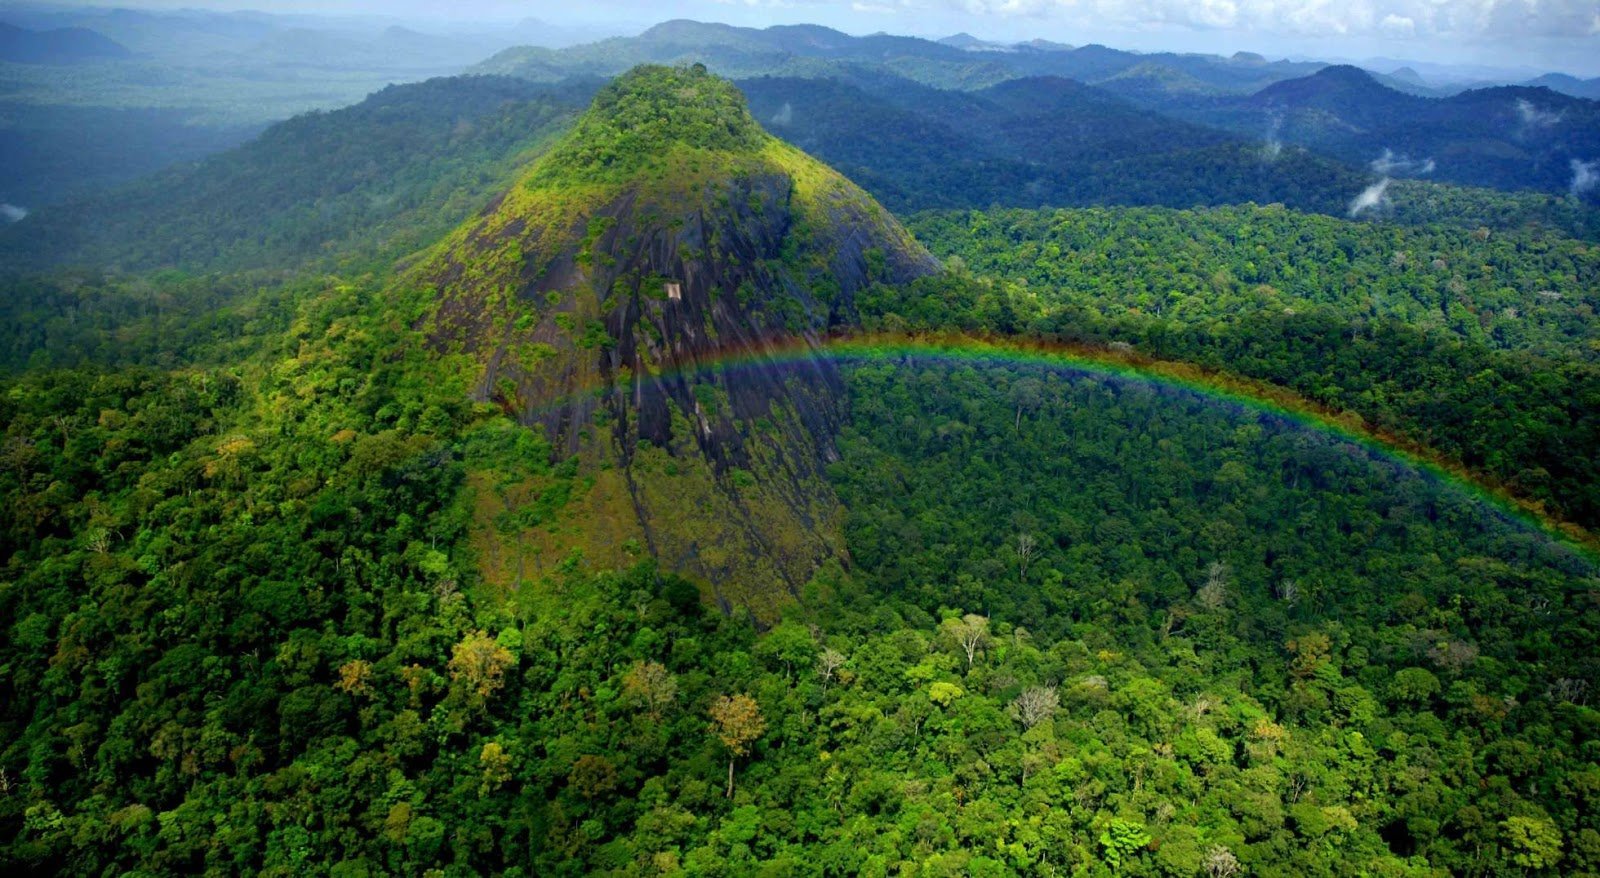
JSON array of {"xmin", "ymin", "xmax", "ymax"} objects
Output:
[{"xmin": 2, "ymin": 62, "xmax": 1599, "ymax": 878}]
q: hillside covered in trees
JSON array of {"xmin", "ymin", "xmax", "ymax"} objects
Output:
[{"xmin": 2, "ymin": 50, "xmax": 1599, "ymax": 878}]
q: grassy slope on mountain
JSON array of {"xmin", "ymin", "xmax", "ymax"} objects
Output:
[{"xmin": 409, "ymin": 65, "xmax": 934, "ymax": 616}]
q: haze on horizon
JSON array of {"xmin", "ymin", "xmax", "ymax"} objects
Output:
[{"xmin": 20, "ymin": 0, "xmax": 1600, "ymax": 79}]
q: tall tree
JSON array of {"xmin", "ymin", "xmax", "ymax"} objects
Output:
[
  {"xmin": 622, "ymin": 660, "xmax": 679, "ymax": 720},
  {"xmin": 709, "ymin": 693, "xmax": 767, "ymax": 798},
  {"xmin": 940, "ymin": 613, "xmax": 992, "ymax": 670}
]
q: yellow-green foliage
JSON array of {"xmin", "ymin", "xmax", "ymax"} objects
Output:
[
  {"xmin": 461, "ymin": 411, "xmax": 843, "ymax": 621},
  {"xmin": 527, "ymin": 65, "xmax": 768, "ymax": 188}
]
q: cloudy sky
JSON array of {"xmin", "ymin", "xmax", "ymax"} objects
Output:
[{"xmin": 37, "ymin": 0, "xmax": 1600, "ymax": 76}]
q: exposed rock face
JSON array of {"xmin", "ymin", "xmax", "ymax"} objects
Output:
[{"xmin": 416, "ymin": 65, "xmax": 937, "ymax": 615}]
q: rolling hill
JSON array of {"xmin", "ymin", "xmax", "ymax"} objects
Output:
[{"xmin": 0, "ymin": 21, "xmax": 129, "ymax": 64}]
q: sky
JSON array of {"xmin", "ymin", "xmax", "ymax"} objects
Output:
[{"xmin": 25, "ymin": 0, "xmax": 1600, "ymax": 77}]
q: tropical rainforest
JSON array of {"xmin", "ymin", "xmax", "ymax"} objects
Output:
[{"xmin": 1, "ymin": 16, "xmax": 1599, "ymax": 878}]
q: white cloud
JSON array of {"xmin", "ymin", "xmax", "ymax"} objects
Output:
[
  {"xmin": 1349, "ymin": 177, "xmax": 1392, "ymax": 216},
  {"xmin": 955, "ymin": 0, "xmax": 1067, "ymax": 14},
  {"xmin": 917, "ymin": 0, "xmax": 1600, "ymax": 41},
  {"xmin": 1574, "ymin": 158, "xmax": 1599, "ymax": 197},
  {"xmin": 1370, "ymin": 148, "xmax": 1435, "ymax": 175},
  {"xmin": 1516, "ymin": 98, "xmax": 1564, "ymax": 128},
  {"xmin": 1379, "ymin": 13, "xmax": 1416, "ymax": 36}
]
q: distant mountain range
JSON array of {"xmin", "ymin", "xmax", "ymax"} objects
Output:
[
  {"xmin": 473, "ymin": 19, "xmax": 1326, "ymax": 94},
  {"xmin": 0, "ymin": 8, "xmax": 609, "ymax": 63},
  {"xmin": 1522, "ymin": 73, "xmax": 1600, "ymax": 101},
  {"xmin": 738, "ymin": 69, "xmax": 1365, "ymax": 215},
  {"xmin": 0, "ymin": 77, "xmax": 583, "ymax": 273},
  {"xmin": 474, "ymin": 19, "xmax": 1600, "ymax": 106},
  {"xmin": 471, "ymin": 22, "xmax": 1600, "ymax": 202},
  {"xmin": 0, "ymin": 20, "xmax": 129, "ymax": 64},
  {"xmin": 5, "ymin": 15, "xmax": 1597, "ymax": 259},
  {"xmin": 1149, "ymin": 65, "xmax": 1600, "ymax": 196},
  {"xmin": 0, "ymin": 8, "xmax": 602, "ymax": 209}
]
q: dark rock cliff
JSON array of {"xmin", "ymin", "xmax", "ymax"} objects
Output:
[{"xmin": 414, "ymin": 65, "xmax": 937, "ymax": 614}]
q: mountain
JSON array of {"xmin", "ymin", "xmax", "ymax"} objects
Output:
[
  {"xmin": 741, "ymin": 71, "xmax": 1370, "ymax": 215},
  {"xmin": 938, "ymin": 32, "xmax": 1006, "ymax": 51},
  {"xmin": 412, "ymin": 65, "xmax": 936, "ymax": 614},
  {"xmin": 232, "ymin": 23, "xmax": 524, "ymax": 73},
  {"xmin": 1093, "ymin": 60, "xmax": 1225, "ymax": 104},
  {"xmin": 473, "ymin": 19, "xmax": 1322, "ymax": 96},
  {"xmin": 1386, "ymin": 65, "xmax": 1425, "ymax": 86},
  {"xmin": 0, "ymin": 8, "xmax": 582, "ymax": 212},
  {"xmin": 0, "ymin": 76, "xmax": 585, "ymax": 274},
  {"xmin": 1368, "ymin": 65, "xmax": 1448, "ymax": 97},
  {"xmin": 1523, "ymin": 72, "xmax": 1600, "ymax": 101},
  {"xmin": 1247, "ymin": 63, "xmax": 1416, "ymax": 121},
  {"xmin": 0, "ymin": 21, "xmax": 130, "ymax": 63},
  {"xmin": 0, "ymin": 7, "xmax": 555, "ymax": 66},
  {"xmin": 13, "ymin": 62, "xmax": 1587, "ymax": 281},
  {"xmin": 0, "ymin": 104, "xmax": 262, "ymax": 209},
  {"xmin": 474, "ymin": 19, "xmax": 1016, "ymax": 90},
  {"xmin": 1163, "ymin": 65, "xmax": 1600, "ymax": 198}
]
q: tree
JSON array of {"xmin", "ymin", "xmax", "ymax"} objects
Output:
[
  {"xmin": 448, "ymin": 630, "xmax": 516, "ymax": 706},
  {"xmin": 1016, "ymin": 533, "xmax": 1037, "ymax": 582},
  {"xmin": 929, "ymin": 681, "xmax": 964, "ymax": 707},
  {"xmin": 1501, "ymin": 816, "xmax": 1563, "ymax": 870},
  {"xmin": 756, "ymin": 621, "xmax": 816, "ymax": 683},
  {"xmin": 1203, "ymin": 845, "xmax": 1241, "ymax": 878},
  {"xmin": 1012, "ymin": 686, "xmax": 1059, "ymax": 729},
  {"xmin": 1197, "ymin": 561, "xmax": 1229, "ymax": 612},
  {"xmin": 569, "ymin": 754, "xmax": 619, "ymax": 800},
  {"xmin": 1286, "ymin": 632, "xmax": 1334, "ymax": 680},
  {"xmin": 335, "ymin": 659, "xmax": 374, "ymax": 697},
  {"xmin": 479, "ymin": 742, "xmax": 512, "ymax": 796},
  {"xmin": 1390, "ymin": 667, "xmax": 1441, "ymax": 705},
  {"xmin": 940, "ymin": 613, "xmax": 991, "ymax": 670},
  {"xmin": 1274, "ymin": 580, "xmax": 1300, "ymax": 609},
  {"xmin": 622, "ymin": 660, "xmax": 678, "ymax": 719},
  {"xmin": 1099, "ymin": 818, "xmax": 1151, "ymax": 870},
  {"xmin": 816, "ymin": 648, "xmax": 846, "ymax": 691},
  {"xmin": 1010, "ymin": 377, "xmax": 1044, "ymax": 429},
  {"xmin": 709, "ymin": 694, "xmax": 766, "ymax": 798}
]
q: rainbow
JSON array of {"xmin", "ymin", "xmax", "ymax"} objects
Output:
[{"xmin": 551, "ymin": 329, "xmax": 1599, "ymax": 559}]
